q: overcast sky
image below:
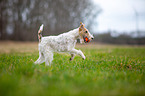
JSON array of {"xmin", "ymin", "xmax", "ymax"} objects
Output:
[{"xmin": 93, "ymin": 0, "xmax": 145, "ymax": 33}]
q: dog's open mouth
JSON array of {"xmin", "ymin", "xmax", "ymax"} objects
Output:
[{"xmin": 83, "ymin": 36, "xmax": 90, "ymax": 43}]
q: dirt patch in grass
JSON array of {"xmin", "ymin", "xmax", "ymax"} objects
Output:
[
  {"xmin": 0, "ymin": 41, "xmax": 38, "ymax": 53},
  {"xmin": 0, "ymin": 41, "xmax": 144, "ymax": 53}
]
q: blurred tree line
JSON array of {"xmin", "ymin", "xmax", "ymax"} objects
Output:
[
  {"xmin": 0, "ymin": 0, "xmax": 101, "ymax": 41},
  {"xmin": 94, "ymin": 31, "xmax": 145, "ymax": 45}
]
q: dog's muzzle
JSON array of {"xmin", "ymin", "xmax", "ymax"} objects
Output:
[{"xmin": 83, "ymin": 36, "xmax": 90, "ymax": 43}]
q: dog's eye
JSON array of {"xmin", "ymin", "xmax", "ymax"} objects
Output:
[{"xmin": 85, "ymin": 31, "xmax": 88, "ymax": 33}]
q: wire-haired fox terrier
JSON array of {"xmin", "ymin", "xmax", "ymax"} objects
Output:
[{"xmin": 35, "ymin": 22, "xmax": 94, "ymax": 66}]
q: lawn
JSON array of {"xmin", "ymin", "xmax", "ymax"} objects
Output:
[{"xmin": 0, "ymin": 42, "xmax": 145, "ymax": 96}]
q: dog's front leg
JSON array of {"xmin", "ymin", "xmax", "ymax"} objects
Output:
[
  {"xmin": 70, "ymin": 53, "xmax": 75, "ymax": 61},
  {"xmin": 69, "ymin": 49, "xmax": 85, "ymax": 60}
]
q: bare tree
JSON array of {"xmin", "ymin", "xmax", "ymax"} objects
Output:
[{"xmin": 0, "ymin": 0, "xmax": 101, "ymax": 41}]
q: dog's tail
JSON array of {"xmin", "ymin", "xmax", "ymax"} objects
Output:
[{"xmin": 38, "ymin": 24, "xmax": 44, "ymax": 42}]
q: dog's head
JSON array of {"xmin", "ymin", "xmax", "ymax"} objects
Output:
[{"xmin": 79, "ymin": 22, "xmax": 94, "ymax": 43}]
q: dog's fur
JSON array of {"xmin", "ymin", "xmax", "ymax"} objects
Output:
[{"xmin": 35, "ymin": 22, "xmax": 94, "ymax": 66}]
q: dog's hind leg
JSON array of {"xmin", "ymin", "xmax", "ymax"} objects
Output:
[
  {"xmin": 35, "ymin": 52, "xmax": 45, "ymax": 64},
  {"xmin": 43, "ymin": 51, "xmax": 53, "ymax": 66}
]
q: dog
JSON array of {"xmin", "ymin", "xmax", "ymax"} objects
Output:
[{"xmin": 35, "ymin": 22, "xmax": 94, "ymax": 66}]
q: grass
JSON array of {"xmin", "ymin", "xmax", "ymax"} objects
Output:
[{"xmin": 0, "ymin": 42, "xmax": 145, "ymax": 96}]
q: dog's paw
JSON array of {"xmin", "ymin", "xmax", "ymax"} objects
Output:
[
  {"xmin": 82, "ymin": 56, "xmax": 86, "ymax": 60},
  {"xmin": 70, "ymin": 58, "xmax": 72, "ymax": 61}
]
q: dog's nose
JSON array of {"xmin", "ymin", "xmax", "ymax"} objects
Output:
[{"xmin": 91, "ymin": 37, "xmax": 94, "ymax": 40}]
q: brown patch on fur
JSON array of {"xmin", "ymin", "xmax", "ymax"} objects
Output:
[{"xmin": 38, "ymin": 30, "xmax": 42, "ymax": 42}]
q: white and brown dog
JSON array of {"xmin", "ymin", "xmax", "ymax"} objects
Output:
[{"xmin": 35, "ymin": 22, "xmax": 94, "ymax": 66}]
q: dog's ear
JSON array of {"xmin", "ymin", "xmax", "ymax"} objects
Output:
[
  {"xmin": 79, "ymin": 25, "xmax": 83, "ymax": 31},
  {"xmin": 79, "ymin": 22, "xmax": 85, "ymax": 31},
  {"xmin": 80, "ymin": 22, "xmax": 85, "ymax": 26}
]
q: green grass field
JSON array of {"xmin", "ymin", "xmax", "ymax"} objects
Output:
[{"xmin": 0, "ymin": 42, "xmax": 145, "ymax": 96}]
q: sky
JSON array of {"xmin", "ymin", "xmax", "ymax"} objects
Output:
[{"xmin": 92, "ymin": 0, "xmax": 145, "ymax": 33}]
